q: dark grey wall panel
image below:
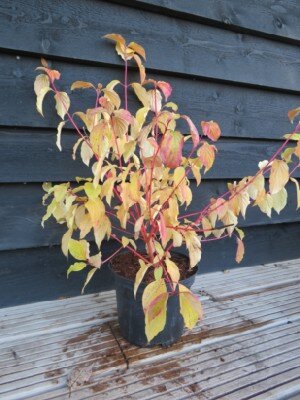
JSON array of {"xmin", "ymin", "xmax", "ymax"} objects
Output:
[
  {"xmin": 1, "ymin": 181, "xmax": 299, "ymax": 251},
  {"xmin": 119, "ymin": 0, "xmax": 300, "ymax": 44},
  {"xmin": 0, "ymin": 1, "xmax": 299, "ymax": 91},
  {"xmin": 1, "ymin": 222, "xmax": 300, "ymax": 308},
  {"xmin": 2, "ymin": 129, "xmax": 299, "ymax": 182},
  {"xmin": 1, "ymin": 54, "xmax": 299, "ymax": 139},
  {"xmin": 1, "ymin": 0, "xmax": 299, "ymax": 308}
]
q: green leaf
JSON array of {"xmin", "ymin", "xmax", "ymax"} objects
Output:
[
  {"xmin": 54, "ymin": 92, "xmax": 70, "ymax": 120},
  {"xmin": 179, "ymin": 284, "xmax": 203, "ymax": 329},
  {"xmin": 290, "ymin": 178, "xmax": 300, "ymax": 209},
  {"xmin": 235, "ymin": 227, "xmax": 245, "ymax": 240},
  {"xmin": 81, "ymin": 268, "xmax": 98, "ymax": 294},
  {"xmin": 134, "ymin": 259, "xmax": 149, "ymax": 298},
  {"xmin": 68, "ymin": 239, "xmax": 89, "ymax": 260},
  {"xmin": 272, "ymin": 188, "xmax": 287, "ymax": 214},
  {"xmin": 283, "ymin": 133, "xmax": 300, "ymax": 141},
  {"xmin": 67, "ymin": 262, "xmax": 87, "ymax": 278},
  {"xmin": 56, "ymin": 121, "xmax": 66, "ymax": 151},
  {"xmin": 154, "ymin": 266, "xmax": 163, "ymax": 280}
]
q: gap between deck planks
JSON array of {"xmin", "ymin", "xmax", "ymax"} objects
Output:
[{"xmin": 0, "ymin": 258, "xmax": 300, "ymax": 399}]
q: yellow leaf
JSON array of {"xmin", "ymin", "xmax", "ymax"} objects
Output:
[
  {"xmin": 255, "ymin": 190, "xmax": 273, "ymax": 217},
  {"xmin": 290, "ymin": 178, "xmax": 300, "ymax": 209},
  {"xmin": 132, "ymin": 83, "xmax": 151, "ymax": 108},
  {"xmin": 202, "ymin": 217, "xmax": 212, "ymax": 238},
  {"xmin": 89, "ymin": 252, "xmax": 102, "ymax": 268},
  {"xmin": 67, "ymin": 262, "xmax": 87, "ymax": 277},
  {"xmin": 179, "ymin": 284, "xmax": 203, "ymax": 329},
  {"xmin": 184, "ymin": 231, "xmax": 201, "ymax": 268},
  {"xmin": 41, "ymin": 198, "xmax": 57, "ymax": 227},
  {"xmin": 85, "ymin": 198, "xmax": 105, "ymax": 227},
  {"xmin": 235, "ymin": 238, "xmax": 244, "ymax": 263},
  {"xmin": 68, "ymin": 239, "xmax": 89, "ymax": 261},
  {"xmin": 165, "ymin": 259, "xmax": 180, "ymax": 288},
  {"xmin": 247, "ymin": 175, "xmax": 265, "ymax": 200},
  {"xmin": 72, "ymin": 138, "xmax": 84, "ymax": 160},
  {"xmin": 61, "ymin": 228, "xmax": 72, "ymax": 256},
  {"xmin": 54, "ymin": 92, "xmax": 70, "ymax": 120},
  {"xmin": 142, "ymin": 279, "xmax": 168, "ymax": 342},
  {"xmin": 84, "ymin": 182, "xmax": 101, "ymax": 199},
  {"xmin": 269, "ymin": 159, "xmax": 289, "ymax": 195},
  {"xmin": 56, "ymin": 121, "xmax": 65, "ymax": 151},
  {"xmin": 81, "ymin": 267, "xmax": 97, "ymax": 294},
  {"xmin": 36, "ymin": 86, "xmax": 52, "ymax": 116},
  {"xmin": 34, "ymin": 74, "xmax": 50, "ymax": 96},
  {"xmin": 134, "ymin": 216, "xmax": 144, "ymax": 240},
  {"xmin": 71, "ymin": 81, "xmax": 94, "ymax": 90},
  {"xmin": 272, "ymin": 188, "xmax": 287, "ymax": 214},
  {"xmin": 94, "ymin": 216, "xmax": 111, "ymax": 248},
  {"xmin": 173, "ymin": 166, "xmax": 185, "ymax": 186},
  {"xmin": 165, "ymin": 102, "xmax": 178, "ymax": 111},
  {"xmin": 134, "ymin": 259, "xmax": 149, "ymax": 298}
]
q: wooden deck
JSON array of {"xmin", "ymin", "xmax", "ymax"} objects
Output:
[{"xmin": 1, "ymin": 259, "xmax": 300, "ymax": 399}]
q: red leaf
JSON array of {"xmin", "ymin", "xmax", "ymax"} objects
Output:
[
  {"xmin": 160, "ymin": 131, "xmax": 184, "ymax": 168},
  {"xmin": 182, "ymin": 115, "xmax": 199, "ymax": 148},
  {"xmin": 157, "ymin": 81, "xmax": 172, "ymax": 100}
]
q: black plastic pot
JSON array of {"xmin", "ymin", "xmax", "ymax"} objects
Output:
[{"xmin": 110, "ymin": 252, "xmax": 197, "ymax": 348}]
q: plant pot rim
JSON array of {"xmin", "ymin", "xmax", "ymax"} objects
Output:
[{"xmin": 109, "ymin": 250, "xmax": 198, "ymax": 287}]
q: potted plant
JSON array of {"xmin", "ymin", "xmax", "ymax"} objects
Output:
[{"xmin": 34, "ymin": 34, "xmax": 300, "ymax": 347}]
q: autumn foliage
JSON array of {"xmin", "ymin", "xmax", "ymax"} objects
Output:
[{"xmin": 34, "ymin": 34, "xmax": 300, "ymax": 342}]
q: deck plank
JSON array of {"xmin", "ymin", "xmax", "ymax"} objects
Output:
[{"xmin": 0, "ymin": 258, "xmax": 300, "ymax": 399}]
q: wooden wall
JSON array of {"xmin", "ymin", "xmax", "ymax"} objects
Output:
[{"xmin": 0, "ymin": 0, "xmax": 299, "ymax": 307}]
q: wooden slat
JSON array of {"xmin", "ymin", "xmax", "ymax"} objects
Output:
[
  {"xmin": 23, "ymin": 323, "xmax": 300, "ymax": 399},
  {"xmin": 2, "ymin": 129, "xmax": 300, "ymax": 183},
  {"xmin": 0, "ymin": 1, "xmax": 300, "ymax": 91},
  {"xmin": 117, "ymin": 0, "xmax": 300, "ymax": 44},
  {"xmin": 194, "ymin": 259, "xmax": 300, "ymax": 300},
  {"xmin": 1, "ymin": 54, "xmax": 298, "ymax": 140},
  {"xmin": 2, "ymin": 259, "xmax": 299, "ymax": 399},
  {"xmin": 1, "ymin": 223, "xmax": 300, "ymax": 308},
  {"xmin": 1, "ymin": 181, "xmax": 299, "ymax": 252}
]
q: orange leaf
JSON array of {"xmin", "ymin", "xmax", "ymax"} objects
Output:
[
  {"xmin": 128, "ymin": 41, "xmax": 146, "ymax": 60},
  {"xmin": 201, "ymin": 121, "xmax": 221, "ymax": 142},
  {"xmin": 235, "ymin": 238, "xmax": 244, "ymax": 263},
  {"xmin": 288, "ymin": 107, "xmax": 300, "ymax": 123},
  {"xmin": 197, "ymin": 142, "xmax": 217, "ymax": 172},
  {"xmin": 103, "ymin": 33, "xmax": 126, "ymax": 45},
  {"xmin": 133, "ymin": 54, "xmax": 146, "ymax": 84}
]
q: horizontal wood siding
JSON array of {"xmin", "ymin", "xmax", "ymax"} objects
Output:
[{"xmin": 0, "ymin": 0, "xmax": 299, "ymax": 306}]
